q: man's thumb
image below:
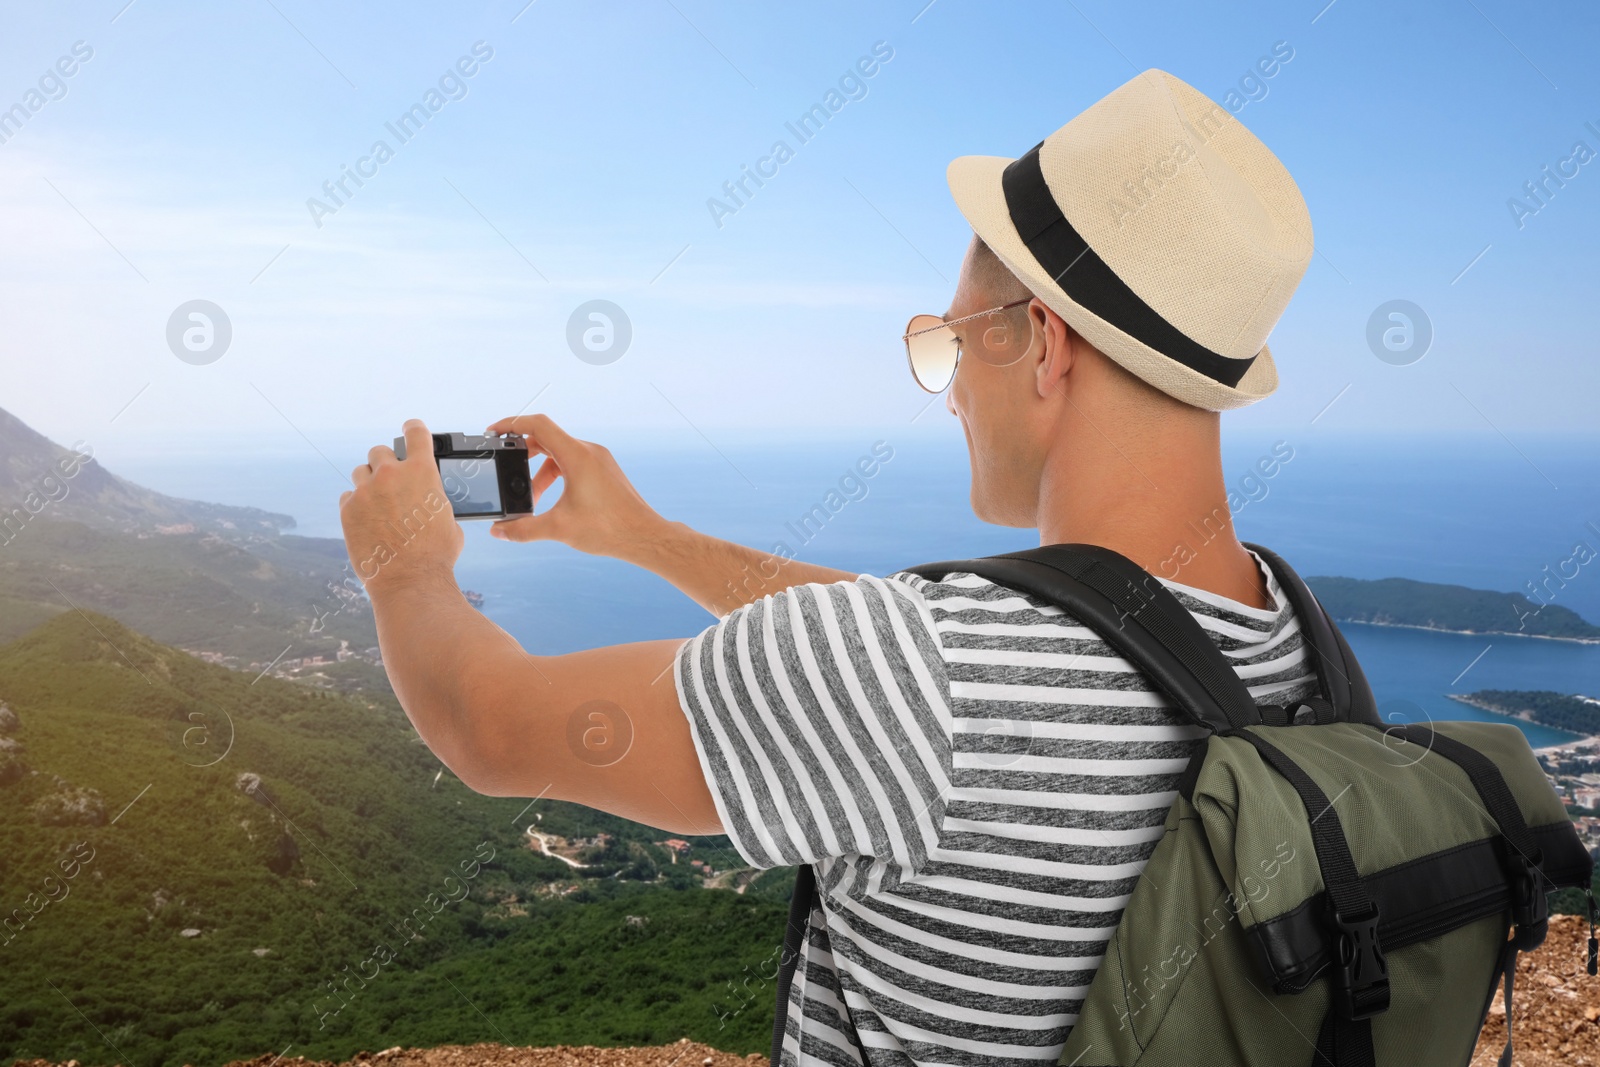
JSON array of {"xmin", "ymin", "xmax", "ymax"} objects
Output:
[{"xmin": 489, "ymin": 513, "xmax": 556, "ymax": 543}]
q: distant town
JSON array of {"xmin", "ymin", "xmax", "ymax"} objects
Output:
[
  {"xmin": 187, "ymin": 638, "xmax": 383, "ymax": 676},
  {"xmin": 1538, "ymin": 737, "xmax": 1600, "ymax": 860}
]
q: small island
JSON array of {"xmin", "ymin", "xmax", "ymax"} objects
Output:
[
  {"xmin": 1448, "ymin": 689, "xmax": 1600, "ymax": 738},
  {"xmin": 1307, "ymin": 575, "xmax": 1600, "ymax": 643}
]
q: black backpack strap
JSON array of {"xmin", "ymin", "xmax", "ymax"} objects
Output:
[
  {"xmin": 1493, "ymin": 937, "xmax": 1521, "ymax": 1067},
  {"xmin": 770, "ymin": 862, "xmax": 816, "ymax": 1067},
  {"xmin": 1244, "ymin": 543, "xmax": 1380, "ymax": 726},
  {"xmin": 906, "ymin": 543, "xmax": 1260, "ymax": 733},
  {"xmin": 1388, "ymin": 723, "xmax": 1549, "ymax": 949},
  {"xmin": 1314, "ymin": 1005, "xmax": 1378, "ymax": 1067},
  {"xmin": 1240, "ymin": 732, "xmax": 1390, "ymax": 1026},
  {"xmin": 1246, "ymin": 726, "xmax": 1388, "ymax": 1067}
]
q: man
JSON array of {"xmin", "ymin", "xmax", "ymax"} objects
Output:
[{"xmin": 341, "ymin": 69, "xmax": 1318, "ymax": 1067}]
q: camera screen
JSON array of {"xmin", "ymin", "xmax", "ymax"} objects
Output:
[{"xmin": 438, "ymin": 457, "xmax": 501, "ymax": 516}]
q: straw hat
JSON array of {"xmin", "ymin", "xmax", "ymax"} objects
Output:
[{"xmin": 947, "ymin": 69, "xmax": 1313, "ymax": 410}]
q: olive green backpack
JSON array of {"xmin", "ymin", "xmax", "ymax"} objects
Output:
[{"xmin": 772, "ymin": 544, "xmax": 1598, "ymax": 1067}]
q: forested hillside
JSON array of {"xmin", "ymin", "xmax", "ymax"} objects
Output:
[
  {"xmin": 1306, "ymin": 575, "xmax": 1600, "ymax": 640},
  {"xmin": 0, "ymin": 612, "xmax": 788, "ymax": 1067},
  {"xmin": 1457, "ymin": 689, "xmax": 1600, "ymax": 736}
]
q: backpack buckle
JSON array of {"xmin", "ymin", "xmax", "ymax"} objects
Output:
[
  {"xmin": 1332, "ymin": 903, "xmax": 1390, "ymax": 1020},
  {"xmin": 1509, "ymin": 847, "xmax": 1548, "ymax": 950}
]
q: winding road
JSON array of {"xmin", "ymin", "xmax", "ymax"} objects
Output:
[{"xmin": 525, "ymin": 828, "xmax": 588, "ymax": 868}]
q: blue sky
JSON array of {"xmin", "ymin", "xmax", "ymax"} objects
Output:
[{"xmin": 1, "ymin": 0, "xmax": 1596, "ymax": 469}]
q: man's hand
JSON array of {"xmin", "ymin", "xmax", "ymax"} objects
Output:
[
  {"xmin": 484, "ymin": 413, "xmax": 665, "ymax": 557},
  {"xmin": 482, "ymin": 412, "xmax": 857, "ymax": 616},
  {"xmin": 340, "ymin": 419, "xmax": 464, "ymax": 591}
]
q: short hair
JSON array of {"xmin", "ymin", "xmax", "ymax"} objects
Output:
[
  {"xmin": 971, "ymin": 234, "xmax": 1189, "ymax": 412},
  {"xmin": 970, "ymin": 236, "xmax": 1034, "ymax": 305}
]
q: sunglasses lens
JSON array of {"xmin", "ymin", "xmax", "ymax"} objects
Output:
[{"xmin": 905, "ymin": 314, "xmax": 958, "ymax": 392}]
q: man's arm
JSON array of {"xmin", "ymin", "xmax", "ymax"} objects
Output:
[
  {"xmin": 340, "ymin": 420, "xmax": 721, "ymax": 835},
  {"xmin": 484, "ymin": 414, "xmax": 857, "ymax": 615}
]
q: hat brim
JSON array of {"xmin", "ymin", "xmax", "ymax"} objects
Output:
[{"xmin": 947, "ymin": 154, "xmax": 1279, "ymax": 411}]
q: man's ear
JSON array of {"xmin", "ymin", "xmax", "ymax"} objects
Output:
[{"xmin": 1033, "ymin": 301, "xmax": 1075, "ymax": 399}]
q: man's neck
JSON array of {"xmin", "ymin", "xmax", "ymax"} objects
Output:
[{"xmin": 1034, "ymin": 422, "xmax": 1274, "ymax": 611}]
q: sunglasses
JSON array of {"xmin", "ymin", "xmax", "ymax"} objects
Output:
[{"xmin": 902, "ymin": 298, "xmax": 1033, "ymax": 393}]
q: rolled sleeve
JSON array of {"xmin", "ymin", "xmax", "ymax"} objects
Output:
[{"xmin": 673, "ymin": 574, "xmax": 952, "ymax": 874}]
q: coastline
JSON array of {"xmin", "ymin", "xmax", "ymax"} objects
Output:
[
  {"xmin": 1443, "ymin": 693, "xmax": 1596, "ymax": 752},
  {"xmin": 1532, "ymin": 732, "xmax": 1600, "ymax": 757},
  {"xmin": 1338, "ymin": 618, "xmax": 1600, "ymax": 645}
]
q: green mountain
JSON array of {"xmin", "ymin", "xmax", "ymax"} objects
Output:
[
  {"xmin": 1305, "ymin": 575, "xmax": 1600, "ymax": 641},
  {"xmin": 0, "ymin": 406, "xmax": 293, "ymax": 541},
  {"xmin": 0, "ymin": 611, "xmax": 786, "ymax": 1067},
  {"xmin": 0, "ymin": 405, "xmax": 376, "ymax": 666}
]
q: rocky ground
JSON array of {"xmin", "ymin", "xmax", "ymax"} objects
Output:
[
  {"xmin": 10, "ymin": 1040, "xmax": 764, "ymax": 1067},
  {"xmin": 1472, "ymin": 914, "xmax": 1600, "ymax": 1067},
  {"xmin": 9, "ymin": 917, "xmax": 1596, "ymax": 1067},
  {"xmin": 228, "ymin": 1043, "xmax": 763, "ymax": 1067}
]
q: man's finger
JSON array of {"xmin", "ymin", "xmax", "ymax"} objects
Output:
[
  {"xmin": 485, "ymin": 413, "xmax": 578, "ymax": 463},
  {"xmin": 530, "ymin": 455, "xmax": 562, "ymax": 508},
  {"xmin": 401, "ymin": 419, "xmax": 433, "ymax": 464},
  {"xmin": 368, "ymin": 444, "xmax": 397, "ymax": 468},
  {"xmin": 485, "ymin": 413, "xmax": 539, "ymax": 436},
  {"xmin": 350, "ymin": 464, "xmax": 373, "ymax": 486}
]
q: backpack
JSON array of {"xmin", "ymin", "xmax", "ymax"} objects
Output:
[{"xmin": 769, "ymin": 543, "xmax": 1598, "ymax": 1067}]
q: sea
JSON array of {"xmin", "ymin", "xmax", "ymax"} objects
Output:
[{"xmin": 115, "ymin": 429, "xmax": 1600, "ymax": 749}]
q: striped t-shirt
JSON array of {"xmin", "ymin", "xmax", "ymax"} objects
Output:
[{"xmin": 673, "ymin": 551, "xmax": 1317, "ymax": 1067}]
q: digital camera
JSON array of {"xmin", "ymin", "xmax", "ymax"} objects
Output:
[{"xmin": 393, "ymin": 432, "xmax": 533, "ymax": 520}]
